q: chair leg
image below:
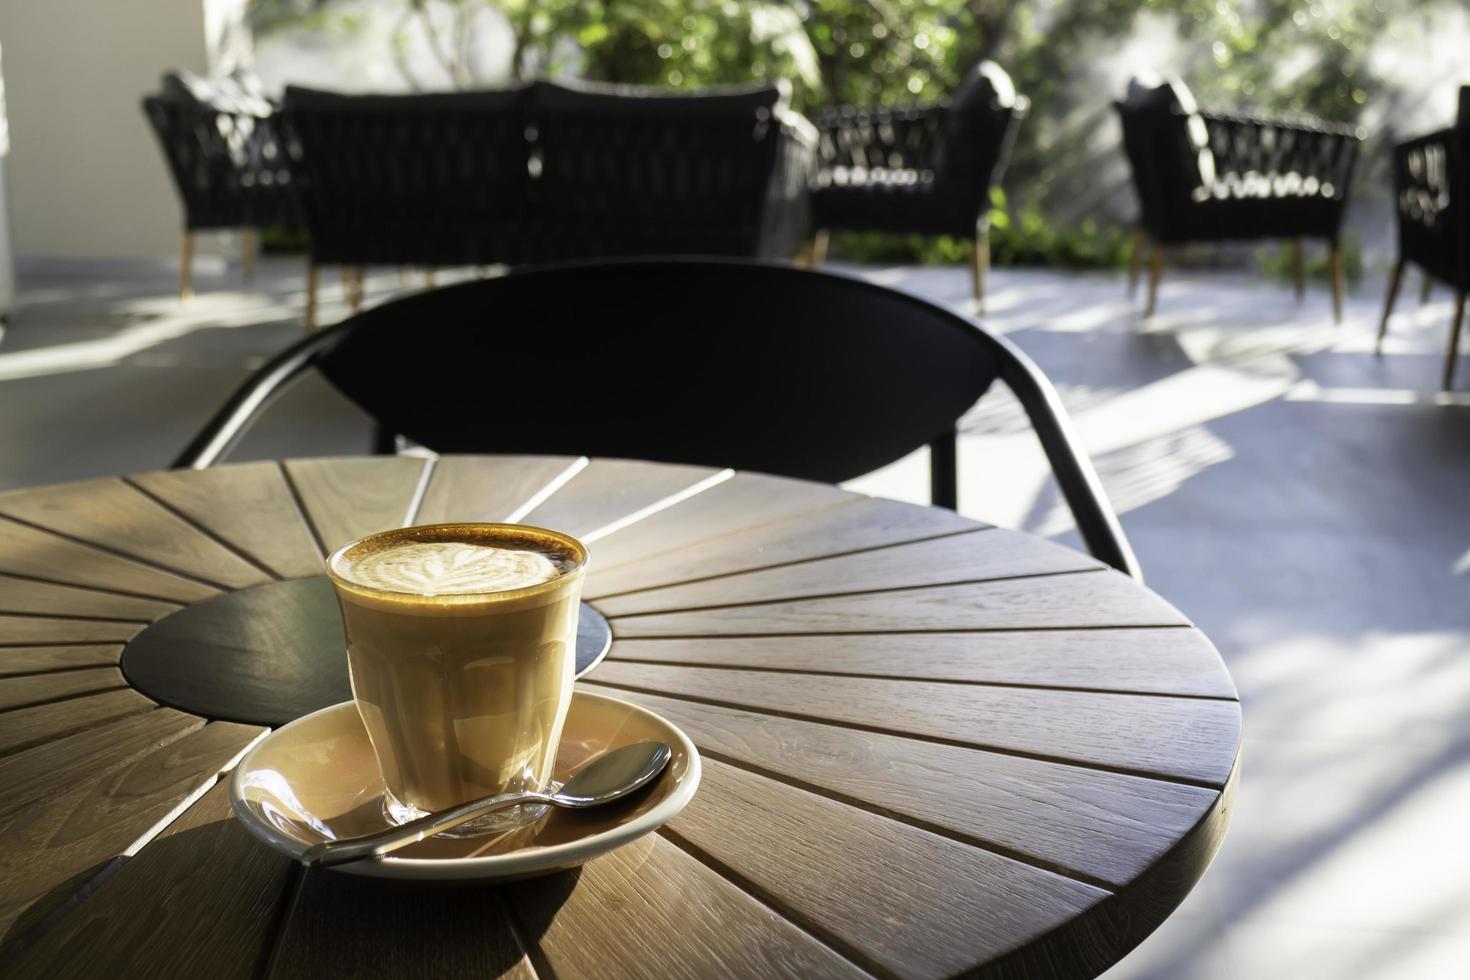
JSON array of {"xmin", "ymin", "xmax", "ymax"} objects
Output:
[
  {"xmin": 1126, "ymin": 229, "xmax": 1145, "ymax": 297},
  {"xmin": 970, "ymin": 230, "xmax": 989, "ymax": 313},
  {"xmin": 342, "ymin": 265, "xmax": 364, "ymax": 313},
  {"xmin": 811, "ymin": 230, "xmax": 829, "ymax": 265},
  {"xmin": 1376, "ymin": 259, "xmax": 1404, "ymax": 354},
  {"xmin": 1421, "ymin": 270, "xmax": 1433, "ymax": 305},
  {"xmin": 1445, "ymin": 291, "xmax": 1467, "ymax": 390},
  {"xmin": 241, "ymin": 229, "xmax": 256, "ymax": 284},
  {"xmin": 305, "ymin": 262, "xmax": 318, "ymax": 333},
  {"xmin": 1144, "ymin": 245, "xmax": 1164, "ymax": 318},
  {"xmin": 928, "ymin": 431, "xmax": 958, "ymax": 511},
  {"xmin": 179, "ymin": 230, "xmax": 193, "ymax": 300},
  {"xmin": 1329, "ymin": 247, "xmax": 1345, "ymax": 325},
  {"xmin": 1292, "ymin": 238, "xmax": 1305, "ymax": 299}
]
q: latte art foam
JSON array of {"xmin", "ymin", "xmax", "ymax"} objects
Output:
[
  {"xmin": 345, "ymin": 541, "xmax": 564, "ymax": 595},
  {"xmin": 330, "ymin": 524, "xmax": 584, "ymax": 599}
]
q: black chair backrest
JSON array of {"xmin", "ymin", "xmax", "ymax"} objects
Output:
[
  {"xmin": 319, "ymin": 259, "xmax": 993, "ymax": 478},
  {"xmin": 937, "ymin": 61, "xmax": 1024, "ymax": 216},
  {"xmin": 1115, "ymin": 76, "xmax": 1213, "ymax": 240},
  {"xmin": 280, "ymin": 86, "xmax": 532, "ymax": 266},
  {"xmin": 528, "ymin": 80, "xmax": 789, "ymax": 261}
]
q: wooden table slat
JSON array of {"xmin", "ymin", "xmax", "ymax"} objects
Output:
[
  {"xmin": 585, "ymin": 661, "xmax": 1240, "ymax": 786},
  {"xmin": 0, "ymin": 667, "xmax": 128, "ymax": 712},
  {"xmin": 595, "ymin": 527, "xmax": 1099, "ymax": 617},
  {"xmin": 0, "ymin": 519, "xmax": 218, "ymax": 604},
  {"xmin": 0, "ymin": 480, "xmax": 270, "ymax": 591},
  {"xmin": 608, "ymin": 570, "xmax": 1190, "ymax": 637},
  {"xmin": 607, "ymin": 628, "xmax": 1239, "ymax": 699},
  {"xmin": 0, "ymin": 645, "xmax": 124, "ymax": 678},
  {"xmin": 574, "ymin": 684, "xmax": 1219, "ymax": 889},
  {"xmin": 281, "ymin": 457, "xmax": 429, "ymax": 554},
  {"xmin": 520, "ymin": 831, "xmax": 868, "ymax": 979},
  {"xmin": 520, "ymin": 458, "xmax": 725, "ymax": 540},
  {"xmin": 585, "ymin": 495, "xmax": 984, "ymax": 600},
  {"xmin": 0, "ymin": 718, "xmax": 260, "ymax": 946},
  {"xmin": 129, "ymin": 464, "xmax": 327, "ymax": 579},
  {"xmin": 0, "ymin": 690, "xmax": 157, "ymax": 756},
  {"xmin": 4, "ymin": 780, "xmax": 296, "ymax": 980},
  {"xmin": 413, "ymin": 454, "xmax": 583, "ymax": 526},
  {"xmin": 0, "ymin": 615, "xmax": 143, "ymax": 646},
  {"xmin": 0, "ymin": 574, "xmax": 179, "ymax": 622},
  {"xmin": 668, "ymin": 757, "xmax": 1108, "ymax": 978},
  {"xmin": 587, "ymin": 472, "xmax": 858, "ymax": 574}
]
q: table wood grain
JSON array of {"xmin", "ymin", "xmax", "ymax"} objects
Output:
[{"xmin": 0, "ymin": 456, "xmax": 1240, "ymax": 979}]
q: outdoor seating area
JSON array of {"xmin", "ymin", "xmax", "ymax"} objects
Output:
[{"xmin": 0, "ymin": 3, "xmax": 1467, "ymax": 979}]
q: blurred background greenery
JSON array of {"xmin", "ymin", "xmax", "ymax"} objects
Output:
[{"xmin": 249, "ymin": 1, "xmax": 1467, "ymax": 275}]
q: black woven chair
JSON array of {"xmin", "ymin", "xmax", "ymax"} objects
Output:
[
  {"xmin": 279, "ymin": 81, "xmax": 814, "ymax": 328},
  {"xmin": 810, "ymin": 61, "xmax": 1027, "ymax": 309},
  {"xmin": 174, "ymin": 258, "xmax": 1138, "ymax": 579},
  {"xmin": 142, "ymin": 70, "xmax": 300, "ymax": 298},
  {"xmin": 1117, "ymin": 75, "xmax": 1364, "ymax": 321},
  {"xmin": 529, "ymin": 79, "xmax": 814, "ymax": 262},
  {"xmin": 279, "ymin": 85, "xmax": 534, "ymax": 328},
  {"xmin": 1375, "ymin": 88, "xmax": 1470, "ymax": 389}
]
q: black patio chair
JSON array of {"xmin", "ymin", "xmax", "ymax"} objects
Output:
[
  {"xmin": 528, "ymin": 79, "xmax": 816, "ymax": 262},
  {"xmin": 809, "ymin": 61, "xmax": 1027, "ymax": 310},
  {"xmin": 278, "ymin": 85, "xmax": 534, "ymax": 329},
  {"xmin": 174, "ymin": 258, "xmax": 1138, "ymax": 579},
  {"xmin": 142, "ymin": 70, "xmax": 300, "ymax": 298},
  {"xmin": 1116, "ymin": 75, "xmax": 1363, "ymax": 321},
  {"xmin": 1375, "ymin": 88, "xmax": 1470, "ymax": 389}
]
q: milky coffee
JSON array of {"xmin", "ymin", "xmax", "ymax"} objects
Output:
[{"xmin": 327, "ymin": 523, "xmax": 588, "ymax": 833}]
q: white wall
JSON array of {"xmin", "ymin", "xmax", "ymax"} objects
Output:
[{"xmin": 0, "ymin": 1, "xmax": 232, "ymax": 261}]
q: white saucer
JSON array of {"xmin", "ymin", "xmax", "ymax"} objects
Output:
[{"xmin": 229, "ymin": 689, "xmax": 701, "ymax": 881}]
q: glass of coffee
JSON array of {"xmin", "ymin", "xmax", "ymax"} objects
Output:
[{"xmin": 326, "ymin": 522, "xmax": 588, "ymax": 836}]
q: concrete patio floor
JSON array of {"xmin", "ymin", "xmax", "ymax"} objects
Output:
[{"xmin": 2, "ymin": 256, "xmax": 1468, "ymax": 977}]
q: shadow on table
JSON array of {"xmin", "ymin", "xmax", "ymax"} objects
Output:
[{"xmin": 0, "ymin": 818, "xmax": 583, "ymax": 977}]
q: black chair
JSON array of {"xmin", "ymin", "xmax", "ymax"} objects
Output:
[
  {"xmin": 279, "ymin": 85, "xmax": 534, "ymax": 328},
  {"xmin": 278, "ymin": 81, "xmax": 815, "ymax": 328},
  {"xmin": 809, "ymin": 61, "xmax": 1027, "ymax": 309},
  {"xmin": 175, "ymin": 258, "xmax": 1138, "ymax": 579},
  {"xmin": 142, "ymin": 70, "xmax": 300, "ymax": 298},
  {"xmin": 529, "ymin": 79, "xmax": 814, "ymax": 262},
  {"xmin": 1117, "ymin": 75, "xmax": 1364, "ymax": 320},
  {"xmin": 1376, "ymin": 88, "xmax": 1470, "ymax": 389}
]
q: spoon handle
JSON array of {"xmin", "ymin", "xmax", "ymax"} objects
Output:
[{"xmin": 301, "ymin": 789, "xmax": 551, "ymax": 869}]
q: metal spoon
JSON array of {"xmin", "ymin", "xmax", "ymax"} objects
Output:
[{"xmin": 301, "ymin": 741, "xmax": 672, "ymax": 869}]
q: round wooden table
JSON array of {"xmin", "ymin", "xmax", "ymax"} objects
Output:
[{"xmin": 0, "ymin": 455, "xmax": 1239, "ymax": 979}]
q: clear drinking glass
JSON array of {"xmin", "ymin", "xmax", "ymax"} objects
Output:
[{"xmin": 326, "ymin": 523, "xmax": 588, "ymax": 836}]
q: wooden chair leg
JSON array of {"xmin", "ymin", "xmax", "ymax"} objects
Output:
[
  {"xmin": 1291, "ymin": 238, "xmax": 1305, "ymax": 299},
  {"xmin": 970, "ymin": 230, "xmax": 989, "ymax": 313},
  {"xmin": 811, "ymin": 230, "xmax": 830, "ymax": 265},
  {"xmin": 1376, "ymin": 259, "xmax": 1405, "ymax": 354},
  {"xmin": 342, "ymin": 265, "xmax": 365, "ymax": 313},
  {"xmin": 1445, "ymin": 291, "xmax": 1467, "ymax": 390},
  {"xmin": 241, "ymin": 229, "xmax": 256, "ymax": 284},
  {"xmin": 1329, "ymin": 247, "xmax": 1344, "ymax": 325},
  {"xmin": 304, "ymin": 262, "xmax": 318, "ymax": 333},
  {"xmin": 1126, "ymin": 228, "xmax": 1145, "ymax": 297},
  {"xmin": 1421, "ymin": 270, "xmax": 1433, "ymax": 305},
  {"xmin": 1144, "ymin": 245, "xmax": 1164, "ymax": 318},
  {"xmin": 179, "ymin": 230, "xmax": 193, "ymax": 300}
]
